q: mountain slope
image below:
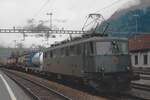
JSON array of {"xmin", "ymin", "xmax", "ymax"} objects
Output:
[{"xmin": 99, "ymin": 0, "xmax": 150, "ymax": 37}]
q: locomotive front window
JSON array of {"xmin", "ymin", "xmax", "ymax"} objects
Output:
[
  {"xmin": 111, "ymin": 41, "xmax": 128, "ymax": 54},
  {"xmin": 96, "ymin": 41, "xmax": 128, "ymax": 55}
]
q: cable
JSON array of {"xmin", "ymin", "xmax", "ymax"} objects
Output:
[
  {"xmin": 94, "ymin": 0, "xmax": 121, "ymax": 13},
  {"xmin": 33, "ymin": 0, "xmax": 52, "ymax": 18}
]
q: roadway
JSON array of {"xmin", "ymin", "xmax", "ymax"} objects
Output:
[{"xmin": 0, "ymin": 70, "xmax": 31, "ymax": 100}]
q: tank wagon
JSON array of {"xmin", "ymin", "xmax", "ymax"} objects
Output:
[
  {"xmin": 6, "ymin": 57, "xmax": 17, "ymax": 67},
  {"xmin": 7, "ymin": 51, "xmax": 43, "ymax": 71},
  {"xmin": 30, "ymin": 52, "xmax": 43, "ymax": 71},
  {"xmin": 0, "ymin": 58, "xmax": 7, "ymax": 67},
  {"xmin": 42, "ymin": 34, "xmax": 137, "ymax": 92}
]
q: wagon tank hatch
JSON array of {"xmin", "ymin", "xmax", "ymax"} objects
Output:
[{"xmin": 82, "ymin": 13, "xmax": 109, "ymax": 38}]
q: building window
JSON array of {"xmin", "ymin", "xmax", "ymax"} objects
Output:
[
  {"xmin": 135, "ymin": 55, "xmax": 138, "ymax": 65},
  {"xmin": 143, "ymin": 55, "xmax": 148, "ymax": 65}
]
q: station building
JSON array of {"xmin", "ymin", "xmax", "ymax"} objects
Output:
[{"xmin": 129, "ymin": 34, "xmax": 150, "ymax": 69}]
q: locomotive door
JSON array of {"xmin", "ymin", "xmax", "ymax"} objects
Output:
[{"xmin": 83, "ymin": 42, "xmax": 95, "ymax": 72}]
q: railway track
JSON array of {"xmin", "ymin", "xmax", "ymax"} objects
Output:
[
  {"xmin": 105, "ymin": 92, "xmax": 148, "ymax": 100},
  {"xmin": 135, "ymin": 71, "xmax": 150, "ymax": 75},
  {"xmin": 132, "ymin": 82, "xmax": 150, "ymax": 92},
  {"xmin": 3, "ymin": 70, "xmax": 71, "ymax": 100},
  {"xmin": 133, "ymin": 69, "xmax": 150, "ymax": 75},
  {"xmin": 105, "ymin": 82, "xmax": 150, "ymax": 100},
  {"xmin": 134, "ymin": 69, "xmax": 150, "ymax": 80},
  {"xmin": 2, "ymin": 68, "xmax": 150, "ymax": 100},
  {"xmin": 140, "ymin": 75, "xmax": 150, "ymax": 80},
  {"xmin": 2, "ymin": 68, "xmax": 106, "ymax": 100}
]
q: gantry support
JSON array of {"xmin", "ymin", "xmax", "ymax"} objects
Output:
[{"xmin": 0, "ymin": 29, "xmax": 87, "ymax": 34}]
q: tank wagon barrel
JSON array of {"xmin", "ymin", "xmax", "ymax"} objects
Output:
[{"xmin": 32, "ymin": 52, "xmax": 43, "ymax": 66}]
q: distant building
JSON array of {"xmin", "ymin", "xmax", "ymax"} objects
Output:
[
  {"xmin": 0, "ymin": 47, "xmax": 12, "ymax": 58},
  {"xmin": 129, "ymin": 34, "xmax": 150, "ymax": 68}
]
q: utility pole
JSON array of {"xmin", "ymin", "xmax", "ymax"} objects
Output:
[
  {"xmin": 133, "ymin": 14, "xmax": 139, "ymax": 33},
  {"xmin": 13, "ymin": 40, "xmax": 17, "ymax": 48},
  {"xmin": 46, "ymin": 12, "xmax": 53, "ymax": 30}
]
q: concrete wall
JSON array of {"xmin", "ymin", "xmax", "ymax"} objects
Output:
[{"xmin": 131, "ymin": 51, "xmax": 150, "ymax": 68}]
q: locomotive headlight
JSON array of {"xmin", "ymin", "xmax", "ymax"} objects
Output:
[
  {"xmin": 127, "ymin": 66, "xmax": 130, "ymax": 70},
  {"xmin": 101, "ymin": 67, "xmax": 105, "ymax": 76},
  {"xmin": 101, "ymin": 67, "xmax": 105, "ymax": 71}
]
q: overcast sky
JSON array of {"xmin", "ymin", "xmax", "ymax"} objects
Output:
[{"xmin": 0, "ymin": 0, "xmax": 140, "ymax": 48}]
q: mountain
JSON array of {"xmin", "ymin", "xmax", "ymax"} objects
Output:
[
  {"xmin": 99, "ymin": 0, "xmax": 150, "ymax": 37},
  {"xmin": 0, "ymin": 47, "xmax": 33, "ymax": 60},
  {"xmin": 0, "ymin": 47, "xmax": 13, "ymax": 60}
]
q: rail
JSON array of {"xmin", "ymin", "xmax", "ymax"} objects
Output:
[
  {"xmin": 132, "ymin": 82, "xmax": 150, "ymax": 92},
  {"xmin": 107, "ymin": 92, "xmax": 148, "ymax": 100},
  {"xmin": 3, "ymin": 70, "xmax": 71, "ymax": 100}
]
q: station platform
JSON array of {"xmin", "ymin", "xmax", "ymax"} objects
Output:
[{"xmin": 0, "ymin": 70, "xmax": 31, "ymax": 100}]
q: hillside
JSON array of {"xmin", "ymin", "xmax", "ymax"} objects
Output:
[
  {"xmin": 0, "ymin": 47, "xmax": 13, "ymax": 57},
  {"xmin": 99, "ymin": 0, "xmax": 150, "ymax": 37},
  {"xmin": 0, "ymin": 47, "xmax": 34, "ymax": 60}
]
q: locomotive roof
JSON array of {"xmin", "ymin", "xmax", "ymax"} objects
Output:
[{"xmin": 44, "ymin": 36, "xmax": 128, "ymax": 52}]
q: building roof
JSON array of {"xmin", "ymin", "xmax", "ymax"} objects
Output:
[{"xmin": 129, "ymin": 34, "xmax": 150, "ymax": 52}]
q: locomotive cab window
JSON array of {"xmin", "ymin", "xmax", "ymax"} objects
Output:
[
  {"xmin": 61, "ymin": 48, "xmax": 65, "ymax": 57},
  {"xmin": 76, "ymin": 44, "xmax": 82, "ymax": 55},
  {"xmin": 70, "ymin": 45, "xmax": 76, "ymax": 56},
  {"xmin": 50, "ymin": 51, "xmax": 53, "ymax": 58}
]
